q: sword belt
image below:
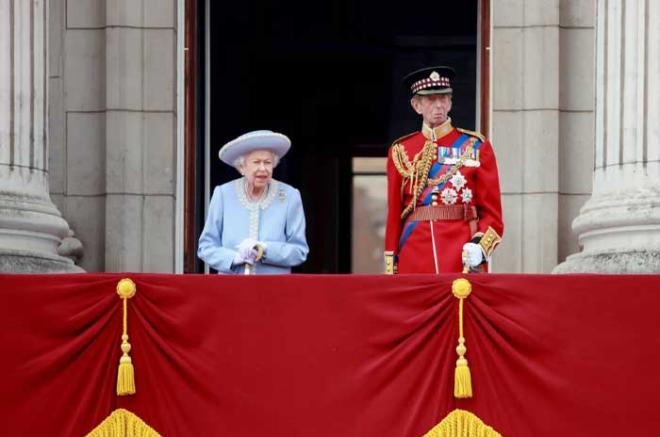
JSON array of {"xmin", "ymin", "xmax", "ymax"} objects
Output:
[{"xmin": 406, "ymin": 204, "xmax": 478, "ymax": 235}]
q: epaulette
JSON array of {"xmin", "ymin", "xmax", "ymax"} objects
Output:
[
  {"xmin": 390, "ymin": 131, "xmax": 417, "ymax": 147},
  {"xmin": 457, "ymin": 128, "xmax": 486, "ymax": 142}
]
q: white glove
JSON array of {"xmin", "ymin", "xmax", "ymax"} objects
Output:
[
  {"xmin": 232, "ymin": 251, "xmax": 253, "ymax": 266},
  {"xmin": 462, "ymin": 242, "xmax": 484, "ymax": 267},
  {"xmin": 235, "ymin": 238, "xmax": 258, "ymax": 265}
]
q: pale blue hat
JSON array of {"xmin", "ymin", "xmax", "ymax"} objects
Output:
[{"xmin": 218, "ymin": 130, "xmax": 291, "ymax": 165}]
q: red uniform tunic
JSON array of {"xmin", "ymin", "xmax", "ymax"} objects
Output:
[{"xmin": 385, "ymin": 121, "xmax": 504, "ymax": 273}]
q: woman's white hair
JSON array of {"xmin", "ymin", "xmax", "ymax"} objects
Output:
[{"xmin": 233, "ymin": 150, "xmax": 280, "ymax": 171}]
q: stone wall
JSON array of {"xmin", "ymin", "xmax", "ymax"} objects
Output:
[
  {"xmin": 49, "ymin": 0, "xmax": 178, "ymax": 272},
  {"xmin": 491, "ymin": 0, "xmax": 595, "ymax": 272}
]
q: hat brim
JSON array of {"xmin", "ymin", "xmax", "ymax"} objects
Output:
[
  {"xmin": 218, "ymin": 131, "xmax": 291, "ymax": 166},
  {"xmin": 415, "ymin": 87, "xmax": 453, "ymax": 96}
]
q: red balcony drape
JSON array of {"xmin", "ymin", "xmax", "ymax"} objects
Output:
[{"xmin": 2, "ymin": 273, "xmax": 659, "ymax": 436}]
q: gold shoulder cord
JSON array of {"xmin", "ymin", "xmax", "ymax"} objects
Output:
[
  {"xmin": 457, "ymin": 127, "xmax": 485, "ymax": 142},
  {"xmin": 391, "ymin": 142, "xmax": 425, "ymax": 212},
  {"xmin": 391, "ymin": 143, "xmax": 414, "ymax": 179},
  {"xmin": 393, "ymin": 138, "xmax": 476, "ymax": 221},
  {"xmin": 392, "ymin": 141, "xmax": 434, "ymax": 220}
]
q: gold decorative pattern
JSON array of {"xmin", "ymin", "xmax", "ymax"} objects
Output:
[
  {"xmin": 422, "ymin": 121, "xmax": 454, "ymax": 141},
  {"xmin": 384, "ymin": 251, "xmax": 395, "ymax": 274},
  {"xmin": 423, "ymin": 409, "xmax": 502, "ymax": 437},
  {"xmin": 85, "ymin": 408, "xmax": 162, "ymax": 437},
  {"xmin": 116, "ymin": 278, "xmax": 136, "ymax": 299},
  {"xmin": 391, "ymin": 142, "xmax": 423, "ymax": 180},
  {"xmin": 451, "ymin": 278, "xmax": 472, "ymax": 298},
  {"xmin": 479, "ymin": 226, "xmax": 502, "ymax": 257}
]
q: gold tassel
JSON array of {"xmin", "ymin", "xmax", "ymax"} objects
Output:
[
  {"xmin": 452, "ymin": 278, "xmax": 473, "ymax": 398},
  {"xmin": 454, "ymin": 338, "xmax": 472, "ymax": 398},
  {"xmin": 85, "ymin": 408, "xmax": 162, "ymax": 437},
  {"xmin": 116, "ymin": 278, "xmax": 137, "ymax": 396},
  {"xmin": 422, "ymin": 408, "xmax": 502, "ymax": 437}
]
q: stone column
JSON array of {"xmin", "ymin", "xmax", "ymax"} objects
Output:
[
  {"xmin": 0, "ymin": 0, "xmax": 82, "ymax": 272},
  {"xmin": 555, "ymin": 0, "xmax": 660, "ymax": 273},
  {"xmin": 491, "ymin": 0, "xmax": 560, "ymax": 272}
]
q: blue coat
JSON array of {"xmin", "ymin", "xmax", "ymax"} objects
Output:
[{"xmin": 198, "ymin": 178, "xmax": 309, "ymax": 274}]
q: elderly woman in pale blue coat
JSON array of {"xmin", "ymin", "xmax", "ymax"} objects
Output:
[{"xmin": 198, "ymin": 130, "xmax": 309, "ymax": 274}]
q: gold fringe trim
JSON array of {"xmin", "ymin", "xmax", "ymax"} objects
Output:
[
  {"xmin": 423, "ymin": 409, "xmax": 502, "ymax": 437},
  {"xmin": 85, "ymin": 408, "xmax": 161, "ymax": 437},
  {"xmin": 116, "ymin": 278, "xmax": 137, "ymax": 396},
  {"xmin": 452, "ymin": 279, "xmax": 473, "ymax": 398}
]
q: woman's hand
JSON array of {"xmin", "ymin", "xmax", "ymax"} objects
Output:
[{"xmin": 235, "ymin": 239, "xmax": 258, "ymax": 265}]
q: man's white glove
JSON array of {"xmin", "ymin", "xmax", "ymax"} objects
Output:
[
  {"xmin": 235, "ymin": 238, "xmax": 258, "ymax": 265},
  {"xmin": 462, "ymin": 242, "xmax": 484, "ymax": 268}
]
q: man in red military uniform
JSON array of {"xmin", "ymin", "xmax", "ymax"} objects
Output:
[{"xmin": 384, "ymin": 66, "xmax": 504, "ymax": 274}]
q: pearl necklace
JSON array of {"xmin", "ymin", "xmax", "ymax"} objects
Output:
[{"xmin": 243, "ymin": 178, "xmax": 269, "ymax": 203}]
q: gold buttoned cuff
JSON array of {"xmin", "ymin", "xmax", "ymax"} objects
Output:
[
  {"xmin": 477, "ymin": 227, "xmax": 502, "ymax": 258},
  {"xmin": 384, "ymin": 251, "xmax": 396, "ymax": 274}
]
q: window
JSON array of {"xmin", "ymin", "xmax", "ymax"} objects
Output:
[{"xmin": 352, "ymin": 158, "xmax": 387, "ymax": 273}]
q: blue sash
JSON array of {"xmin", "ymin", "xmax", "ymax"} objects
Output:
[{"xmin": 398, "ymin": 134, "xmax": 473, "ymax": 253}]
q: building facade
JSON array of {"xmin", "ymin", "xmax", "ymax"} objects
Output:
[
  {"xmin": 1, "ymin": 0, "xmax": 657, "ymax": 273},
  {"xmin": 48, "ymin": 0, "xmax": 179, "ymax": 272}
]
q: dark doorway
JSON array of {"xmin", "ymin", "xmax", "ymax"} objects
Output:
[{"xmin": 203, "ymin": 0, "xmax": 480, "ymax": 273}]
